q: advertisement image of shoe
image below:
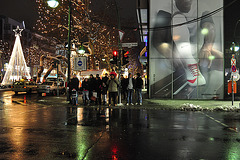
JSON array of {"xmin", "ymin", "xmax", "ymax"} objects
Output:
[{"xmin": 185, "ymin": 63, "xmax": 206, "ymax": 86}]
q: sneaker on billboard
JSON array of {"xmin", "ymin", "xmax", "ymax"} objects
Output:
[
  {"xmin": 186, "ymin": 63, "xmax": 206, "ymax": 86},
  {"xmin": 131, "ymin": 103, "xmax": 134, "ymax": 105},
  {"xmin": 126, "ymin": 103, "xmax": 129, "ymax": 106}
]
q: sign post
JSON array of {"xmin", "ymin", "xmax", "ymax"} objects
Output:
[
  {"xmin": 121, "ymin": 42, "xmax": 138, "ymax": 48},
  {"xmin": 118, "ymin": 30, "xmax": 125, "ymax": 42},
  {"xmin": 74, "ymin": 57, "xmax": 87, "ymax": 71},
  {"xmin": 231, "ymin": 54, "xmax": 236, "ymax": 106}
]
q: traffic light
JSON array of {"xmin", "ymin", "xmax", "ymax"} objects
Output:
[
  {"xmin": 110, "ymin": 50, "xmax": 118, "ymax": 64},
  {"xmin": 122, "ymin": 50, "xmax": 129, "ymax": 65}
]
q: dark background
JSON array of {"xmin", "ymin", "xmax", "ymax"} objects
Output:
[{"xmin": 0, "ymin": 0, "xmax": 240, "ymax": 47}]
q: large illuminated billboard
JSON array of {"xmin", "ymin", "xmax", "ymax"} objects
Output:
[{"xmin": 149, "ymin": 0, "xmax": 224, "ymax": 99}]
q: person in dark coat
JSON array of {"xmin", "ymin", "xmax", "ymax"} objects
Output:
[
  {"xmin": 88, "ymin": 74, "xmax": 95, "ymax": 103},
  {"xmin": 126, "ymin": 73, "xmax": 135, "ymax": 105},
  {"xmin": 95, "ymin": 74, "xmax": 102, "ymax": 105},
  {"xmin": 82, "ymin": 78, "xmax": 90, "ymax": 105},
  {"xmin": 70, "ymin": 74, "xmax": 79, "ymax": 105},
  {"xmin": 135, "ymin": 73, "xmax": 143, "ymax": 105},
  {"xmin": 120, "ymin": 75, "xmax": 127, "ymax": 100},
  {"xmin": 101, "ymin": 73, "xmax": 109, "ymax": 105},
  {"xmin": 70, "ymin": 74, "xmax": 79, "ymax": 91}
]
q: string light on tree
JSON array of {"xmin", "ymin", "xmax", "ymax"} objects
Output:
[{"xmin": 35, "ymin": 0, "xmax": 141, "ymax": 71}]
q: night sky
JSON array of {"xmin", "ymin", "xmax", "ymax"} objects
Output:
[
  {"xmin": 0, "ymin": 0, "xmax": 38, "ymax": 29},
  {"xmin": 224, "ymin": 0, "xmax": 240, "ymax": 45},
  {"xmin": 0, "ymin": 0, "xmax": 240, "ymax": 48}
]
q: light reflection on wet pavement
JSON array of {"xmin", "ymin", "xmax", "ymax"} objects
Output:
[{"xmin": 0, "ymin": 91, "xmax": 240, "ymax": 159}]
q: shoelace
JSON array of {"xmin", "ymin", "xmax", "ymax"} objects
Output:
[{"xmin": 188, "ymin": 64, "xmax": 199, "ymax": 77}]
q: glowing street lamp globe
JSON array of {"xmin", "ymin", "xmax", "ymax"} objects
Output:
[
  {"xmin": 47, "ymin": 0, "xmax": 59, "ymax": 8},
  {"xmin": 230, "ymin": 45, "xmax": 240, "ymax": 52},
  {"xmin": 77, "ymin": 45, "xmax": 85, "ymax": 54}
]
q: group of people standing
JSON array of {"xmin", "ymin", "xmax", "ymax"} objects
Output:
[
  {"xmin": 120, "ymin": 73, "xmax": 143, "ymax": 105},
  {"xmin": 70, "ymin": 71, "xmax": 143, "ymax": 106}
]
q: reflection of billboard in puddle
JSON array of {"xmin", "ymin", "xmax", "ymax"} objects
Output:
[{"xmin": 149, "ymin": 0, "xmax": 224, "ymax": 99}]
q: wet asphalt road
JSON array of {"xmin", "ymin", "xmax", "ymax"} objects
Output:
[{"xmin": 0, "ymin": 91, "xmax": 240, "ymax": 160}]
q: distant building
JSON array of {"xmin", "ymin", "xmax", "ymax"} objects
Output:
[{"xmin": 0, "ymin": 15, "xmax": 32, "ymax": 48}]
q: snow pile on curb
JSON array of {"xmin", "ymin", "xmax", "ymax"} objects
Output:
[
  {"xmin": 180, "ymin": 103, "xmax": 202, "ymax": 111},
  {"xmin": 180, "ymin": 103, "xmax": 240, "ymax": 112}
]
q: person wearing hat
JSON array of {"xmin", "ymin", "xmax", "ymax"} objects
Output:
[
  {"xmin": 110, "ymin": 69, "xmax": 117, "ymax": 77},
  {"xmin": 107, "ymin": 73, "xmax": 119, "ymax": 106}
]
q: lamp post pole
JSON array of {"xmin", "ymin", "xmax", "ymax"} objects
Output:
[
  {"xmin": 47, "ymin": 0, "xmax": 72, "ymax": 101},
  {"xmin": 232, "ymin": 42, "xmax": 235, "ymax": 106},
  {"xmin": 66, "ymin": 0, "xmax": 72, "ymax": 101},
  {"xmin": 114, "ymin": 0, "xmax": 123, "ymax": 105},
  {"xmin": 231, "ymin": 20, "xmax": 240, "ymax": 106}
]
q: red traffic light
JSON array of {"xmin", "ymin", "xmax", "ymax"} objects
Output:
[{"xmin": 113, "ymin": 50, "xmax": 118, "ymax": 56}]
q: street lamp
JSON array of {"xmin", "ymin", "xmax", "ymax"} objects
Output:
[
  {"xmin": 47, "ymin": 0, "xmax": 72, "ymax": 101},
  {"xmin": 77, "ymin": 45, "xmax": 85, "ymax": 54},
  {"xmin": 47, "ymin": 0, "xmax": 59, "ymax": 8},
  {"xmin": 230, "ymin": 43, "xmax": 239, "ymax": 52}
]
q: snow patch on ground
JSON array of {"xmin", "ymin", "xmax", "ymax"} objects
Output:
[{"xmin": 180, "ymin": 103, "xmax": 240, "ymax": 112}]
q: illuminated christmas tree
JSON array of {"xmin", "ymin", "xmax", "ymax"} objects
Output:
[{"xmin": 2, "ymin": 26, "xmax": 31, "ymax": 85}]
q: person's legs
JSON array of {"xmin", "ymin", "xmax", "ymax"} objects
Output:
[
  {"xmin": 123, "ymin": 89, "xmax": 126, "ymax": 100},
  {"xmin": 89, "ymin": 90, "xmax": 93, "ymax": 97},
  {"xmin": 97, "ymin": 91, "xmax": 101, "ymax": 105},
  {"xmin": 102, "ymin": 94, "xmax": 106, "ymax": 105},
  {"xmin": 108, "ymin": 92, "xmax": 112, "ymax": 105},
  {"xmin": 127, "ymin": 90, "xmax": 130, "ymax": 104},
  {"xmin": 139, "ymin": 89, "xmax": 142, "ymax": 104},
  {"xmin": 95, "ymin": 91, "xmax": 99, "ymax": 105},
  {"xmin": 136, "ymin": 89, "xmax": 140, "ymax": 104},
  {"xmin": 89, "ymin": 90, "xmax": 94, "ymax": 103},
  {"xmin": 130, "ymin": 89, "xmax": 133, "ymax": 104},
  {"xmin": 86, "ymin": 91, "xmax": 90, "ymax": 104},
  {"xmin": 82, "ymin": 91, "xmax": 86, "ymax": 104},
  {"xmin": 86, "ymin": 91, "xmax": 89, "ymax": 101},
  {"xmin": 76, "ymin": 91, "xmax": 78, "ymax": 105},
  {"xmin": 113, "ymin": 92, "xmax": 117, "ymax": 105}
]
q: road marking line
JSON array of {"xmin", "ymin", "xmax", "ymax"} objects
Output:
[{"xmin": 201, "ymin": 112, "xmax": 238, "ymax": 133}]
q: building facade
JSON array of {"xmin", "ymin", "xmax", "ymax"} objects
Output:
[{"xmin": 137, "ymin": 0, "xmax": 224, "ymax": 99}]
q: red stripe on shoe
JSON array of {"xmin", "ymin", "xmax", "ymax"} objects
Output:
[{"xmin": 187, "ymin": 78, "xmax": 197, "ymax": 84}]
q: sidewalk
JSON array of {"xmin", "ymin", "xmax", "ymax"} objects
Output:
[
  {"xmin": 145, "ymin": 99, "xmax": 240, "ymax": 112},
  {"xmin": 35, "ymin": 94, "xmax": 240, "ymax": 112}
]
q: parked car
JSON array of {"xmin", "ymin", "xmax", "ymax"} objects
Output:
[
  {"xmin": 46, "ymin": 77, "xmax": 64, "ymax": 82},
  {"xmin": 12, "ymin": 81, "xmax": 38, "ymax": 94},
  {"xmin": 0, "ymin": 84, "xmax": 7, "ymax": 89},
  {"xmin": 37, "ymin": 81, "xmax": 65, "ymax": 95}
]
